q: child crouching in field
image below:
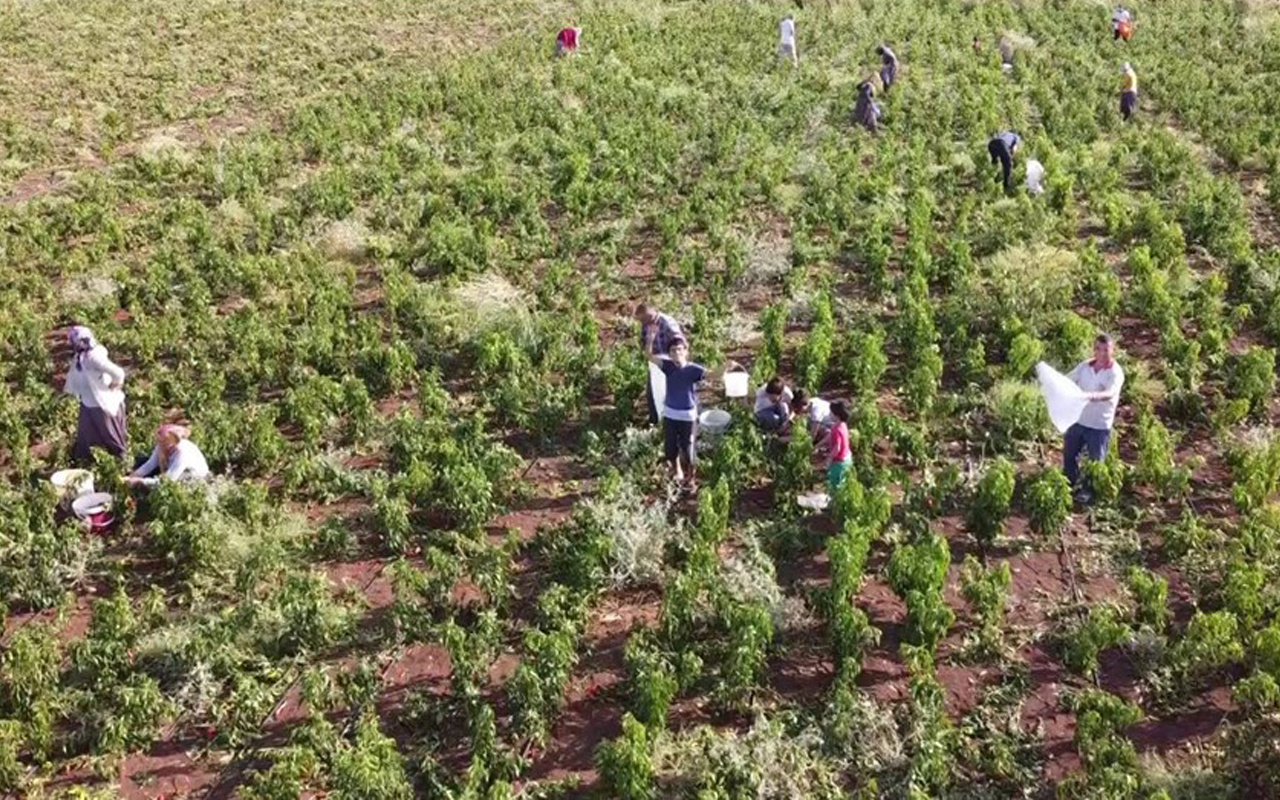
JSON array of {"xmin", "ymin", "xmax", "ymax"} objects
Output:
[{"xmin": 754, "ymin": 377, "xmax": 794, "ymax": 432}]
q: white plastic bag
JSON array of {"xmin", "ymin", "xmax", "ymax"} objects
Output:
[
  {"xmin": 1036, "ymin": 361, "xmax": 1088, "ymax": 434},
  {"xmin": 649, "ymin": 362, "xmax": 666, "ymax": 412},
  {"xmin": 1026, "ymin": 159, "xmax": 1045, "ymax": 195}
]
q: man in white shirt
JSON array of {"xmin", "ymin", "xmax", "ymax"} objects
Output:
[
  {"xmin": 1064, "ymin": 334, "xmax": 1125, "ymax": 502},
  {"xmin": 778, "ymin": 16, "xmax": 798, "ymax": 66}
]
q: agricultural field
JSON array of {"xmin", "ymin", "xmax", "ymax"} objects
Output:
[{"xmin": 3, "ymin": 0, "xmax": 1280, "ymax": 796}]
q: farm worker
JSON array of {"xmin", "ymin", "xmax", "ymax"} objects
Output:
[
  {"xmin": 824, "ymin": 400, "xmax": 853, "ymax": 494},
  {"xmin": 973, "ymin": 36, "xmax": 982, "ymax": 54},
  {"xmin": 1063, "ymin": 334, "xmax": 1125, "ymax": 503},
  {"xmin": 650, "ymin": 337, "xmax": 706, "ymax": 489},
  {"xmin": 1112, "ymin": 8, "xmax": 1133, "ymax": 41},
  {"xmin": 778, "ymin": 15, "xmax": 798, "ymax": 66},
  {"xmin": 791, "ymin": 389, "xmax": 833, "ymax": 437},
  {"xmin": 754, "ymin": 377, "xmax": 794, "ymax": 432},
  {"xmin": 555, "ymin": 26, "xmax": 581, "ymax": 56},
  {"xmin": 63, "ymin": 326, "xmax": 128, "ymax": 462},
  {"xmin": 636, "ymin": 302, "xmax": 685, "ymax": 424},
  {"xmin": 853, "ymin": 81, "xmax": 881, "ymax": 133},
  {"xmin": 987, "ymin": 131, "xmax": 1021, "ymax": 194},
  {"xmin": 877, "ymin": 45, "xmax": 899, "ymax": 92},
  {"xmin": 998, "ymin": 36, "xmax": 1016, "ymax": 68},
  {"xmin": 127, "ymin": 425, "xmax": 210, "ymax": 488},
  {"xmin": 1120, "ymin": 62, "xmax": 1139, "ymax": 121}
]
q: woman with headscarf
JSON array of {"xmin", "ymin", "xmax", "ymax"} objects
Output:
[
  {"xmin": 853, "ymin": 80, "xmax": 882, "ymax": 133},
  {"xmin": 877, "ymin": 45, "xmax": 899, "ymax": 92},
  {"xmin": 63, "ymin": 326, "xmax": 128, "ymax": 461},
  {"xmin": 127, "ymin": 425, "xmax": 210, "ymax": 488}
]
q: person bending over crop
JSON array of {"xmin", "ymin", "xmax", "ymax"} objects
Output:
[
  {"xmin": 651, "ymin": 338, "xmax": 705, "ymax": 490},
  {"xmin": 555, "ymin": 26, "xmax": 581, "ymax": 56},
  {"xmin": 63, "ymin": 326, "xmax": 128, "ymax": 462},
  {"xmin": 877, "ymin": 45, "xmax": 899, "ymax": 92},
  {"xmin": 987, "ymin": 131, "xmax": 1021, "ymax": 194},
  {"xmin": 636, "ymin": 302, "xmax": 685, "ymax": 424},
  {"xmin": 824, "ymin": 400, "xmax": 853, "ymax": 494},
  {"xmin": 778, "ymin": 15, "xmax": 798, "ymax": 66},
  {"xmin": 791, "ymin": 389, "xmax": 833, "ymax": 438},
  {"xmin": 1112, "ymin": 8, "xmax": 1133, "ymax": 41},
  {"xmin": 1064, "ymin": 334, "xmax": 1125, "ymax": 504},
  {"xmin": 754, "ymin": 377, "xmax": 794, "ymax": 432},
  {"xmin": 127, "ymin": 425, "xmax": 210, "ymax": 488},
  {"xmin": 853, "ymin": 80, "xmax": 882, "ymax": 133},
  {"xmin": 1120, "ymin": 62, "xmax": 1139, "ymax": 121}
]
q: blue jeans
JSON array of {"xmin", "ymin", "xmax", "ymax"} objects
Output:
[{"xmin": 1063, "ymin": 424, "xmax": 1112, "ymax": 488}]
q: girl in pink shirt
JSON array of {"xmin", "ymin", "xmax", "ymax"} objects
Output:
[{"xmin": 825, "ymin": 401, "xmax": 852, "ymax": 493}]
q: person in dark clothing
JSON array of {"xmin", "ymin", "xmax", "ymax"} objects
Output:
[
  {"xmin": 652, "ymin": 338, "xmax": 705, "ymax": 489},
  {"xmin": 877, "ymin": 45, "xmax": 899, "ymax": 92},
  {"xmin": 853, "ymin": 80, "xmax": 881, "ymax": 133},
  {"xmin": 636, "ymin": 302, "xmax": 684, "ymax": 424},
  {"xmin": 987, "ymin": 131, "xmax": 1021, "ymax": 193}
]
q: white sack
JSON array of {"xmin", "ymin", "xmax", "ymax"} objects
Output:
[
  {"xmin": 1036, "ymin": 361, "xmax": 1088, "ymax": 433},
  {"xmin": 1026, "ymin": 159, "xmax": 1045, "ymax": 195},
  {"xmin": 649, "ymin": 362, "xmax": 667, "ymax": 412}
]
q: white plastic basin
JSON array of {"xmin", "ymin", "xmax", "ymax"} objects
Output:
[
  {"xmin": 699, "ymin": 408, "xmax": 732, "ymax": 435},
  {"xmin": 72, "ymin": 492, "xmax": 114, "ymax": 520}
]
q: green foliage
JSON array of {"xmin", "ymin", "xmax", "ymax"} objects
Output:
[
  {"xmin": 624, "ymin": 632, "xmax": 678, "ymax": 731},
  {"xmin": 797, "ymin": 291, "xmax": 835, "ymax": 391},
  {"xmin": 596, "ymin": 714, "xmax": 655, "ymax": 800},
  {"xmin": 960, "ymin": 556, "xmax": 1012, "ymax": 658},
  {"xmin": 1169, "ymin": 611, "xmax": 1244, "ymax": 683},
  {"xmin": 1062, "ymin": 604, "xmax": 1129, "ymax": 679},
  {"xmin": 1025, "ymin": 468, "xmax": 1073, "ymax": 538},
  {"xmin": 967, "ymin": 458, "xmax": 1016, "ymax": 553},
  {"xmin": 1226, "ymin": 346, "xmax": 1277, "ymax": 418},
  {"xmin": 1058, "ymin": 690, "xmax": 1143, "ymax": 799},
  {"xmin": 987, "ymin": 381, "xmax": 1050, "ymax": 452},
  {"xmin": 846, "ymin": 328, "xmax": 888, "ymax": 399},
  {"xmin": 888, "ymin": 533, "xmax": 954, "ymax": 651},
  {"xmin": 1126, "ymin": 568, "xmax": 1170, "ymax": 633}
]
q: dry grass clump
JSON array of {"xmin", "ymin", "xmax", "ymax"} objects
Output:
[{"xmin": 320, "ymin": 219, "xmax": 370, "ymax": 263}]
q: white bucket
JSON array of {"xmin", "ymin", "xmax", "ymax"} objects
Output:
[
  {"xmin": 723, "ymin": 371, "xmax": 749, "ymax": 398},
  {"xmin": 51, "ymin": 469, "xmax": 95, "ymax": 500},
  {"xmin": 699, "ymin": 408, "xmax": 732, "ymax": 436}
]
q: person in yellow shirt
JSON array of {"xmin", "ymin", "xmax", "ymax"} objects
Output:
[{"xmin": 1120, "ymin": 62, "xmax": 1138, "ymax": 121}]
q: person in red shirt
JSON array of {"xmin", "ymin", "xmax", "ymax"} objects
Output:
[
  {"xmin": 824, "ymin": 401, "xmax": 852, "ymax": 494},
  {"xmin": 556, "ymin": 26, "xmax": 581, "ymax": 56}
]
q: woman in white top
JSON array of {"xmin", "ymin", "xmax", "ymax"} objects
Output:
[
  {"xmin": 128, "ymin": 425, "xmax": 210, "ymax": 488},
  {"xmin": 63, "ymin": 326, "xmax": 128, "ymax": 461}
]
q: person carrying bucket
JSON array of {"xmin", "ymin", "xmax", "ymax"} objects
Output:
[
  {"xmin": 1120, "ymin": 62, "xmax": 1139, "ymax": 121},
  {"xmin": 1112, "ymin": 8, "xmax": 1133, "ymax": 41},
  {"xmin": 63, "ymin": 326, "xmax": 128, "ymax": 462},
  {"xmin": 877, "ymin": 44, "xmax": 899, "ymax": 92},
  {"xmin": 635, "ymin": 302, "xmax": 685, "ymax": 424},
  {"xmin": 556, "ymin": 26, "xmax": 582, "ymax": 56},
  {"xmin": 127, "ymin": 424, "xmax": 210, "ymax": 488}
]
